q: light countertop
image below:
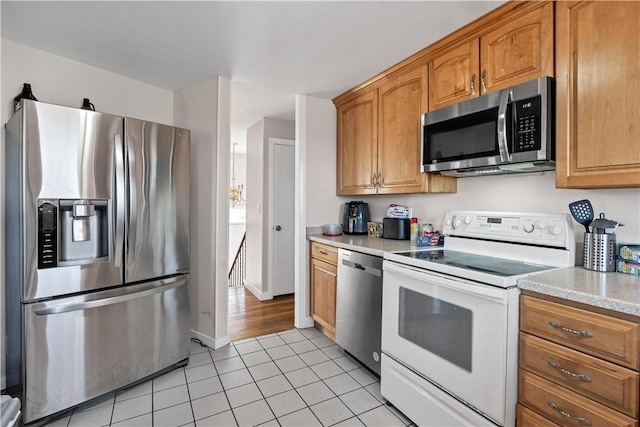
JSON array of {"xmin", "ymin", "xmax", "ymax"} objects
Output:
[
  {"xmin": 307, "ymin": 234, "xmax": 421, "ymax": 257},
  {"xmin": 308, "ymin": 234, "xmax": 640, "ymax": 318},
  {"xmin": 518, "ymin": 267, "xmax": 640, "ymax": 317}
]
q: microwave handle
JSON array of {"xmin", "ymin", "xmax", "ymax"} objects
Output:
[{"xmin": 497, "ymin": 88, "xmax": 513, "ymax": 162}]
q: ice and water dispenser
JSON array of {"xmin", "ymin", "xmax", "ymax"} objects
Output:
[{"xmin": 37, "ymin": 199, "xmax": 109, "ymax": 269}]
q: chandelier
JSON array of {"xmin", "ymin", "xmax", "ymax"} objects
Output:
[{"xmin": 229, "ymin": 142, "xmax": 245, "ymax": 207}]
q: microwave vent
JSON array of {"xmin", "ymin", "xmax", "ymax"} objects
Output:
[{"xmin": 438, "ymin": 161, "xmax": 555, "ymax": 178}]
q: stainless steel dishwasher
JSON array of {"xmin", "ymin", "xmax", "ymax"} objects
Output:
[{"xmin": 336, "ymin": 248, "xmax": 383, "ymax": 376}]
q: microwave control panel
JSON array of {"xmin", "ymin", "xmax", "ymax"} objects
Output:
[{"xmin": 513, "ymin": 95, "xmax": 542, "ymax": 152}]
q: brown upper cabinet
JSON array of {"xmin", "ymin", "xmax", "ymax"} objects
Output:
[
  {"xmin": 555, "ymin": 1, "xmax": 640, "ymax": 188},
  {"xmin": 334, "ymin": 1, "xmax": 557, "ymax": 196},
  {"xmin": 336, "ymin": 90, "xmax": 378, "ymax": 195},
  {"xmin": 429, "ymin": 1, "xmax": 554, "ymax": 111},
  {"xmin": 336, "ymin": 66, "xmax": 457, "ymax": 195}
]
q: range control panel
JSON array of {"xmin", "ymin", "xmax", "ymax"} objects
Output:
[
  {"xmin": 443, "ymin": 211, "xmax": 574, "ymax": 249},
  {"xmin": 38, "ymin": 199, "xmax": 58, "ymax": 269}
]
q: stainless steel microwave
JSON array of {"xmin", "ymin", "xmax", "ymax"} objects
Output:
[{"xmin": 421, "ymin": 76, "xmax": 554, "ymax": 177}]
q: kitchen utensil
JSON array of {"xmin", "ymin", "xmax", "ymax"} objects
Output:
[
  {"xmin": 589, "ymin": 213, "xmax": 623, "ymax": 234},
  {"xmin": 568, "ymin": 199, "xmax": 594, "ymax": 233}
]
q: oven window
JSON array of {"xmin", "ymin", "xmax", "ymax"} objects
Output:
[{"xmin": 398, "ymin": 287, "xmax": 472, "ymax": 371}]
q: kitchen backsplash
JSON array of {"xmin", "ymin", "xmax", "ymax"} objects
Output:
[{"xmin": 323, "ymin": 172, "xmax": 639, "ymax": 245}]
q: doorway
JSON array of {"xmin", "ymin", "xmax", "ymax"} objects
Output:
[{"xmin": 226, "ymin": 136, "xmax": 296, "ymax": 342}]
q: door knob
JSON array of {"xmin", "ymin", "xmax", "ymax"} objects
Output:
[{"xmin": 275, "ymin": 225, "xmax": 282, "ymax": 231}]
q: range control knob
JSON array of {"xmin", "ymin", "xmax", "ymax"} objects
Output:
[
  {"xmin": 523, "ymin": 223, "xmax": 535, "ymax": 233},
  {"xmin": 464, "ymin": 216, "xmax": 472, "ymax": 225},
  {"xmin": 550, "ymin": 224, "xmax": 563, "ymax": 236},
  {"xmin": 453, "ymin": 218, "xmax": 463, "ymax": 229},
  {"xmin": 536, "ymin": 220, "xmax": 548, "ymax": 230},
  {"xmin": 445, "ymin": 217, "xmax": 453, "ymax": 226}
]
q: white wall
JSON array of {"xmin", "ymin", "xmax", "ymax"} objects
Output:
[
  {"xmin": 307, "ymin": 169, "xmax": 640, "ymax": 255},
  {"xmin": 305, "ymin": 98, "xmax": 341, "ymax": 227},
  {"xmin": 1, "ymin": 39, "xmax": 173, "ymax": 125},
  {"xmin": 174, "ymin": 77, "xmax": 230, "ymax": 349},
  {"xmin": 296, "ymin": 95, "xmax": 337, "ymax": 327},
  {"xmin": 245, "ymin": 120, "xmax": 265, "ymax": 295},
  {"xmin": 0, "ymin": 39, "xmax": 175, "ymax": 389},
  {"xmin": 245, "ymin": 118, "xmax": 295, "ymax": 298},
  {"xmin": 346, "ymin": 173, "xmax": 640, "ymax": 247}
]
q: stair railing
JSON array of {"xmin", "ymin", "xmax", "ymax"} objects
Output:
[{"xmin": 228, "ymin": 232, "xmax": 246, "ymax": 288}]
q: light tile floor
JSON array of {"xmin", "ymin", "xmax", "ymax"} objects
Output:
[{"xmin": 43, "ymin": 328, "xmax": 414, "ymax": 427}]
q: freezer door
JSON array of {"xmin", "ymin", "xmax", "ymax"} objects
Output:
[
  {"xmin": 22, "ymin": 275, "xmax": 190, "ymax": 424},
  {"xmin": 124, "ymin": 118, "xmax": 190, "ymax": 283},
  {"xmin": 6, "ymin": 100, "xmax": 125, "ymax": 301}
]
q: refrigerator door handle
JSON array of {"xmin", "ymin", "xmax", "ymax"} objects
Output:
[
  {"xmin": 125, "ymin": 133, "xmax": 138, "ymax": 264},
  {"xmin": 114, "ymin": 133, "xmax": 125, "ymax": 268},
  {"xmin": 32, "ymin": 279, "xmax": 185, "ymax": 316}
]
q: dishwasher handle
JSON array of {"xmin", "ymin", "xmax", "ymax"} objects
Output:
[{"xmin": 341, "ymin": 259, "xmax": 382, "ymax": 277}]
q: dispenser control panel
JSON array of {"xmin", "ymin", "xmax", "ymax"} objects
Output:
[{"xmin": 38, "ymin": 200, "xmax": 58, "ymax": 269}]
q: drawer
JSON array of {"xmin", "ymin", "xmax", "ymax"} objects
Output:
[
  {"xmin": 311, "ymin": 242, "xmax": 338, "ymax": 265},
  {"xmin": 520, "ymin": 295, "xmax": 640, "ymax": 369},
  {"xmin": 519, "ymin": 370, "xmax": 637, "ymax": 427},
  {"xmin": 516, "ymin": 403, "xmax": 560, "ymax": 427},
  {"xmin": 520, "ymin": 333, "xmax": 639, "ymax": 418}
]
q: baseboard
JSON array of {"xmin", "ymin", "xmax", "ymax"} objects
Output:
[
  {"xmin": 243, "ymin": 280, "xmax": 273, "ymax": 301},
  {"xmin": 190, "ymin": 329, "xmax": 230, "ymax": 350},
  {"xmin": 295, "ymin": 316, "xmax": 314, "ymax": 329}
]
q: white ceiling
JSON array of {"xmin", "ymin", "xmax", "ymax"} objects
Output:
[{"xmin": 1, "ymin": 1, "xmax": 503, "ymax": 152}]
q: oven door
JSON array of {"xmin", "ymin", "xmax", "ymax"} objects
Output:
[{"xmin": 381, "ymin": 260, "xmax": 519, "ymax": 426}]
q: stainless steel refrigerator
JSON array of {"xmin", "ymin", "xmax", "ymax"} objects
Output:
[{"xmin": 4, "ymin": 100, "xmax": 191, "ymax": 424}]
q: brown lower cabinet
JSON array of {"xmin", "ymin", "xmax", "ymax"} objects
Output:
[
  {"xmin": 518, "ymin": 293, "xmax": 640, "ymax": 427},
  {"xmin": 310, "ymin": 242, "xmax": 338, "ymax": 340}
]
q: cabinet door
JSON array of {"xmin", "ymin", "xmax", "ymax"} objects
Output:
[
  {"xmin": 480, "ymin": 2, "xmax": 554, "ymax": 93},
  {"xmin": 336, "ymin": 91, "xmax": 378, "ymax": 195},
  {"xmin": 556, "ymin": 1, "xmax": 640, "ymax": 188},
  {"xmin": 378, "ymin": 66, "xmax": 427, "ymax": 194},
  {"xmin": 310, "ymin": 257, "xmax": 337, "ymax": 334},
  {"xmin": 429, "ymin": 39, "xmax": 480, "ymax": 111},
  {"xmin": 379, "ymin": 66, "xmax": 457, "ymax": 194}
]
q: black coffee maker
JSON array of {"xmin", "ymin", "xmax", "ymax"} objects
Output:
[{"xmin": 342, "ymin": 201, "xmax": 371, "ymax": 235}]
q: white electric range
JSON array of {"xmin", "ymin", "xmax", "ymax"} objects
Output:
[{"xmin": 381, "ymin": 211, "xmax": 575, "ymax": 427}]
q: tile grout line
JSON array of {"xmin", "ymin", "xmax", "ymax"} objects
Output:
[{"xmin": 232, "ymin": 340, "xmax": 280, "ymax": 425}]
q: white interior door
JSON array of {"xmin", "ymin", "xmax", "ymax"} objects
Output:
[{"xmin": 270, "ymin": 139, "xmax": 295, "ymax": 296}]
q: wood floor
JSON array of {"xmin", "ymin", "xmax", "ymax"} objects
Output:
[{"xmin": 228, "ymin": 286, "xmax": 295, "ymax": 342}]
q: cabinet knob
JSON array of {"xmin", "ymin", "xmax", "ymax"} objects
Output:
[{"xmin": 275, "ymin": 225, "xmax": 282, "ymax": 231}]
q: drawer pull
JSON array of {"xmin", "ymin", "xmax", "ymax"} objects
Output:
[
  {"xmin": 547, "ymin": 360, "xmax": 592, "ymax": 383},
  {"xmin": 548, "ymin": 401, "xmax": 592, "ymax": 426},
  {"xmin": 319, "ymin": 250, "xmax": 329, "ymax": 255},
  {"xmin": 548, "ymin": 321, "xmax": 594, "ymax": 338}
]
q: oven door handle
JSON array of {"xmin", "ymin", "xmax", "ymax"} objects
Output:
[
  {"xmin": 497, "ymin": 88, "xmax": 513, "ymax": 163},
  {"xmin": 383, "ymin": 260, "xmax": 508, "ymax": 303}
]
